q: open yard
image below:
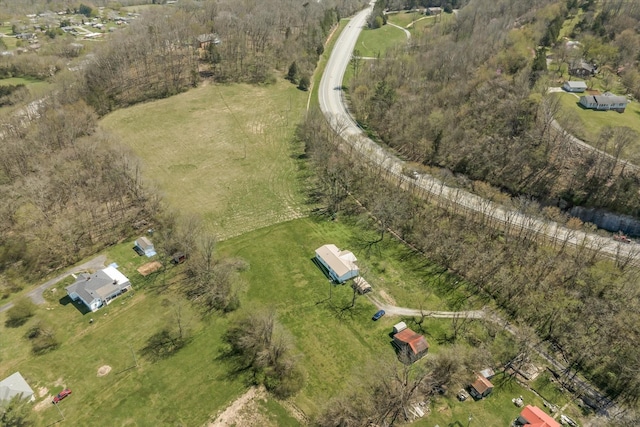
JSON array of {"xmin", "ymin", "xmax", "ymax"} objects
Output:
[
  {"xmin": 1, "ymin": 216, "xmax": 540, "ymax": 425},
  {"xmin": 386, "ymin": 11, "xmax": 447, "ymax": 34},
  {"xmin": 100, "ymin": 80, "xmax": 308, "ymax": 240},
  {"xmin": 553, "ymin": 92, "xmax": 640, "ymax": 162}
]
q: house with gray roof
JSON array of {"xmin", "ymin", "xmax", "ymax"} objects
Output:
[
  {"xmin": 0, "ymin": 372, "xmax": 35, "ymax": 403},
  {"xmin": 562, "ymin": 81, "xmax": 587, "ymax": 93},
  {"xmin": 579, "ymin": 92, "xmax": 628, "ymax": 113},
  {"xmin": 315, "ymin": 244, "xmax": 359, "ymax": 283},
  {"xmin": 66, "ymin": 266, "xmax": 131, "ymax": 312}
]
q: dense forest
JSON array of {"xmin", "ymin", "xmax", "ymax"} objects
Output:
[{"xmin": 350, "ymin": 0, "xmax": 640, "ymax": 218}]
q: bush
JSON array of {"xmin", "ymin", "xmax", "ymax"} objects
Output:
[
  {"xmin": 298, "ymin": 75, "xmax": 310, "ymax": 91},
  {"xmin": 5, "ymin": 298, "xmax": 36, "ymax": 328}
]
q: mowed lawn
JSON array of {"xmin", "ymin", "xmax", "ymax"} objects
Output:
[
  {"xmin": 100, "ymin": 80, "xmax": 308, "ymax": 240},
  {"xmin": 355, "ymin": 23, "xmax": 408, "ymax": 58},
  {"xmin": 553, "ymin": 92, "xmax": 640, "ymax": 161}
]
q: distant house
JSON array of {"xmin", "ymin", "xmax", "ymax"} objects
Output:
[
  {"xmin": 569, "ymin": 59, "xmax": 596, "ymax": 78},
  {"xmin": 66, "ymin": 266, "xmax": 132, "ymax": 312},
  {"xmin": 469, "ymin": 374, "xmax": 494, "ymax": 399},
  {"xmin": 514, "ymin": 405, "xmax": 560, "ymax": 427},
  {"xmin": 196, "ymin": 33, "xmax": 220, "ymax": 49},
  {"xmin": 134, "ymin": 236, "xmax": 156, "ymax": 257},
  {"xmin": 315, "ymin": 244, "xmax": 359, "ymax": 283},
  {"xmin": 479, "ymin": 367, "xmax": 495, "ymax": 380},
  {"xmin": 392, "ymin": 328, "xmax": 429, "ymax": 363},
  {"xmin": 562, "ymin": 81, "xmax": 587, "ymax": 93},
  {"xmin": 579, "ymin": 92, "xmax": 628, "ymax": 113},
  {"xmin": 0, "ymin": 372, "xmax": 35, "ymax": 402},
  {"xmin": 426, "ymin": 7, "xmax": 442, "ymax": 15}
]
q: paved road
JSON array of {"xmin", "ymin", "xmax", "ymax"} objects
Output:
[
  {"xmin": 318, "ymin": 3, "xmax": 639, "ymax": 263},
  {"xmin": 0, "ymin": 254, "xmax": 106, "ymax": 313},
  {"xmin": 319, "ymin": 5, "xmax": 623, "ymax": 417}
]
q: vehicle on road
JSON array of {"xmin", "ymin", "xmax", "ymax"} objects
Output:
[
  {"xmin": 372, "ymin": 309, "xmax": 385, "ymax": 321},
  {"xmin": 52, "ymin": 388, "xmax": 72, "ymax": 404},
  {"xmin": 614, "ymin": 232, "xmax": 632, "ymax": 243}
]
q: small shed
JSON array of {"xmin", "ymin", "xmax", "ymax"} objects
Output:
[
  {"xmin": 393, "ymin": 321, "xmax": 407, "ymax": 334},
  {"xmin": 469, "ymin": 374, "xmax": 494, "ymax": 399},
  {"xmin": 172, "ymin": 252, "xmax": 187, "ymax": 264},
  {"xmin": 392, "ymin": 328, "xmax": 429, "ymax": 363},
  {"xmin": 352, "ymin": 277, "xmax": 372, "ymax": 294},
  {"xmin": 134, "ymin": 236, "xmax": 156, "ymax": 257}
]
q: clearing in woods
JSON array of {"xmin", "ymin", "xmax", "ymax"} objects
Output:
[{"xmin": 100, "ymin": 80, "xmax": 308, "ymax": 239}]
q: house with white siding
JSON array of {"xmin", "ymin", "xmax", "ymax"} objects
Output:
[
  {"xmin": 315, "ymin": 244, "xmax": 359, "ymax": 283},
  {"xmin": 66, "ymin": 266, "xmax": 131, "ymax": 312},
  {"xmin": 579, "ymin": 92, "xmax": 628, "ymax": 113}
]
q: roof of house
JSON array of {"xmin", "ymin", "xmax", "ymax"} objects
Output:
[
  {"xmin": 315, "ymin": 244, "xmax": 359, "ymax": 277},
  {"xmin": 0, "ymin": 372, "xmax": 34, "ymax": 402},
  {"xmin": 581, "ymin": 93, "xmax": 627, "ymax": 106},
  {"xmin": 393, "ymin": 328, "xmax": 429, "ymax": 354},
  {"xmin": 66, "ymin": 266, "xmax": 131, "ymax": 304},
  {"xmin": 565, "ymin": 81, "xmax": 587, "ymax": 89},
  {"xmin": 519, "ymin": 405, "xmax": 560, "ymax": 427},
  {"xmin": 136, "ymin": 236, "xmax": 153, "ymax": 250},
  {"xmin": 470, "ymin": 375, "xmax": 493, "ymax": 394}
]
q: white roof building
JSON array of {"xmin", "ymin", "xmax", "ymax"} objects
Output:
[
  {"xmin": 315, "ymin": 244, "xmax": 359, "ymax": 283},
  {"xmin": 0, "ymin": 372, "xmax": 35, "ymax": 402}
]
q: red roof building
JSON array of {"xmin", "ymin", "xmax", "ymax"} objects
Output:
[
  {"xmin": 515, "ymin": 405, "xmax": 560, "ymax": 427},
  {"xmin": 392, "ymin": 328, "xmax": 429, "ymax": 363}
]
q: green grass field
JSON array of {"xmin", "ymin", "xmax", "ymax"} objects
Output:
[
  {"xmin": 386, "ymin": 12, "xmax": 443, "ymax": 34},
  {"xmin": 100, "ymin": 80, "xmax": 308, "ymax": 240},
  {"xmin": 553, "ymin": 92, "xmax": 640, "ymax": 161},
  {"xmin": 355, "ymin": 23, "xmax": 408, "ymax": 58}
]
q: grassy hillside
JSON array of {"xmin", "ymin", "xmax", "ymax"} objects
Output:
[{"xmin": 100, "ymin": 80, "xmax": 308, "ymax": 240}]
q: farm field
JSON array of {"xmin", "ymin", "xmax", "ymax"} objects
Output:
[
  {"xmin": 553, "ymin": 92, "xmax": 640, "ymax": 162},
  {"xmin": 100, "ymin": 80, "xmax": 308, "ymax": 240}
]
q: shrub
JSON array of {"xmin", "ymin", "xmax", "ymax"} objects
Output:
[{"xmin": 5, "ymin": 298, "xmax": 36, "ymax": 328}]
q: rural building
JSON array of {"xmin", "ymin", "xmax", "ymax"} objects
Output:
[
  {"xmin": 66, "ymin": 266, "xmax": 132, "ymax": 312},
  {"xmin": 479, "ymin": 367, "xmax": 495, "ymax": 379},
  {"xmin": 469, "ymin": 374, "xmax": 494, "ymax": 399},
  {"xmin": 196, "ymin": 33, "xmax": 220, "ymax": 49},
  {"xmin": 514, "ymin": 405, "xmax": 560, "ymax": 427},
  {"xmin": 0, "ymin": 372, "xmax": 35, "ymax": 402},
  {"xmin": 569, "ymin": 59, "xmax": 596, "ymax": 78},
  {"xmin": 426, "ymin": 7, "xmax": 442, "ymax": 15},
  {"xmin": 579, "ymin": 92, "xmax": 628, "ymax": 113},
  {"xmin": 352, "ymin": 276, "xmax": 372, "ymax": 294},
  {"xmin": 315, "ymin": 244, "xmax": 359, "ymax": 283},
  {"xmin": 392, "ymin": 328, "xmax": 429, "ymax": 363},
  {"xmin": 562, "ymin": 81, "xmax": 587, "ymax": 93},
  {"xmin": 392, "ymin": 321, "xmax": 407, "ymax": 334},
  {"xmin": 134, "ymin": 236, "xmax": 156, "ymax": 257}
]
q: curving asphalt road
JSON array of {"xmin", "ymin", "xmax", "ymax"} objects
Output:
[
  {"xmin": 318, "ymin": 3, "xmax": 639, "ymax": 263},
  {"xmin": 319, "ymin": 5, "xmax": 623, "ymax": 416}
]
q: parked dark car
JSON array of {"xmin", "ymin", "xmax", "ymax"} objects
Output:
[
  {"xmin": 372, "ymin": 310, "xmax": 385, "ymax": 321},
  {"xmin": 52, "ymin": 388, "xmax": 72, "ymax": 404}
]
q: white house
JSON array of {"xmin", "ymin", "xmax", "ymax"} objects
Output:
[
  {"xmin": 134, "ymin": 236, "xmax": 156, "ymax": 257},
  {"xmin": 562, "ymin": 81, "xmax": 587, "ymax": 93},
  {"xmin": 66, "ymin": 266, "xmax": 132, "ymax": 312},
  {"xmin": 579, "ymin": 92, "xmax": 628, "ymax": 113},
  {"xmin": 0, "ymin": 372, "xmax": 35, "ymax": 402},
  {"xmin": 315, "ymin": 244, "xmax": 359, "ymax": 283}
]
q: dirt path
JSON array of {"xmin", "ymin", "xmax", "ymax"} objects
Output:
[
  {"xmin": 367, "ymin": 295, "xmax": 484, "ymax": 319},
  {"xmin": 0, "ymin": 254, "xmax": 107, "ymax": 313},
  {"xmin": 207, "ymin": 387, "xmax": 266, "ymax": 427}
]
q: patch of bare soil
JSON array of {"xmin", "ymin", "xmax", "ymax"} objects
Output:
[
  {"xmin": 207, "ymin": 386, "xmax": 270, "ymax": 427},
  {"xmin": 378, "ymin": 289, "xmax": 397, "ymax": 306},
  {"xmin": 34, "ymin": 397, "xmax": 52, "ymax": 412},
  {"xmin": 38, "ymin": 387, "xmax": 48, "ymax": 398},
  {"xmin": 97, "ymin": 365, "xmax": 112, "ymax": 377}
]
